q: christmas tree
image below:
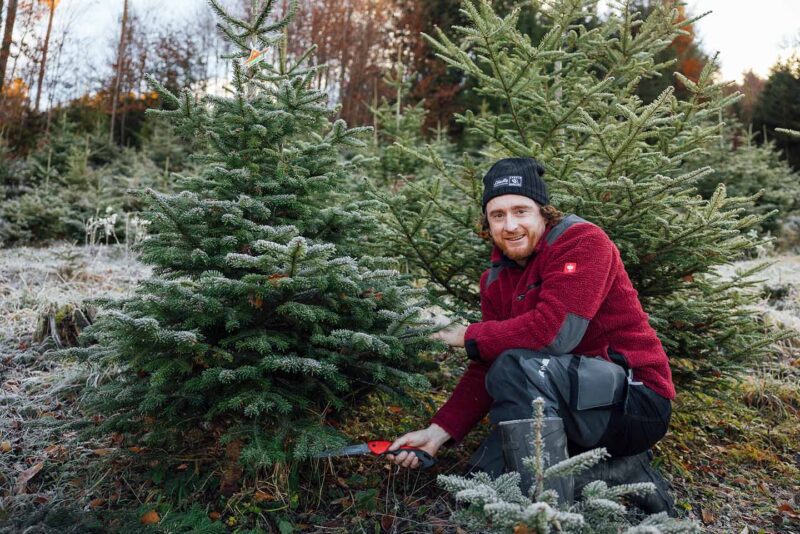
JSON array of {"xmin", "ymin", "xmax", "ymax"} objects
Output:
[
  {"xmin": 373, "ymin": 0, "xmax": 791, "ymax": 390},
  {"xmin": 691, "ymin": 122, "xmax": 800, "ymax": 237},
  {"xmin": 63, "ymin": 0, "xmax": 435, "ymax": 468}
]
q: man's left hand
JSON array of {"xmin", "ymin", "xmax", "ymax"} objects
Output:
[{"xmin": 431, "ymin": 325, "xmax": 467, "ymax": 347}]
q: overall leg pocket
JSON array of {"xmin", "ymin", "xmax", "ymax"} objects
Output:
[{"xmin": 571, "ymin": 356, "xmax": 627, "ymax": 410}]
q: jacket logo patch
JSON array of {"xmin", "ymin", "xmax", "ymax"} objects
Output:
[
  {"xmin": 563, "ymin": 262, "xmax": 577, "ymax": 274},
  {"xmin": 493, "ymin": 175, "xmax": 523, "ymax": 188}
]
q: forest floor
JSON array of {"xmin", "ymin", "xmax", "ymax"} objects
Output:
[{"xmin": 0, "ymin": 244, "xmax": 798, "ymax": 533}]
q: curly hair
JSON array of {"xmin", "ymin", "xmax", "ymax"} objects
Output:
[{"xmin": 479, "ymin": 203, "xmax": 564, "ymax": 234}]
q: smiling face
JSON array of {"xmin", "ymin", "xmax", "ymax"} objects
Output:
[{"xmin": 486, "ymin": 194, "xmax": 547, "ymax": 267}]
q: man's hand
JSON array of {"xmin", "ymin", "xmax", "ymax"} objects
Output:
[
  {"xmin": 431, "ymin": 324, "xmax": 467, "ymax": 348},
  {"xmin": 386, "ymin": 424, "xmax": 452, "ymax": 469}
]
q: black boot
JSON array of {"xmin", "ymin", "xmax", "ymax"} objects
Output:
[
  {"xmin": 575, "ymin": 450, "xmax": 675, "ymax": 516},
  {"xmin": 499, "ymin": 417, "xmax": 574, "ymax": 504}
]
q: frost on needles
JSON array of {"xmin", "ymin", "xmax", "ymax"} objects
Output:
[{"xmin": 60, "ymin": 0, "xmax": 437, "ymax": 468}]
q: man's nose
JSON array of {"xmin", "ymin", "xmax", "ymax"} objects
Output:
[{"xmin": 504, "ymin": 216, "xmax": 519, "ymax": 232}]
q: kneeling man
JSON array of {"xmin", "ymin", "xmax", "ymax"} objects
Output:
[{"xmin": 388, "ymin": 157, "xmax": 675, "ymax": 514}]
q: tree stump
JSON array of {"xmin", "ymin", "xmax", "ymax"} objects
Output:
[{"xmin": 34, "ymin": 303, "xmax": 96, "ymax": 348}]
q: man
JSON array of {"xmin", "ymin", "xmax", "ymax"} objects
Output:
[{"xmin": 386, "ymin": 157, "xmax": 676, "ymax": 513}]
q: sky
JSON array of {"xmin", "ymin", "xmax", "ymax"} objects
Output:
[{"xmin": 63, "ymin": 0, "xmax": 800, "ymax": 84}]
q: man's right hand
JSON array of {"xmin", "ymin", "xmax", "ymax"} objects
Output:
[{"xmin": 385, "ymin": 423, "xmax": 452, "ymax": 469}]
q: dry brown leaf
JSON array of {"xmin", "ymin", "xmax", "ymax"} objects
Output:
[
  {"xmin": 33, "ymin": 495, "xmax": 49, "ymax": 504},
  {"xmin": 514, "ymin": 524, "xmax": 530, "ymax": 534},
  {"xmin": 248, "ymin": 294, "xmax": 264, "ymax": 309},
  {"xmin": 209, "ymin": 511, "xmax": 221, "ymax": 521},
  {"xmin": 88, "ymin": 498, "xmax": 106, "ymax": 509},
  {"xmin": 91, "ymin": 448, "xmax": 114, "ymax": 456},
  {"xmin": 140, "ymin": 510, "xmax": 160, "ymax": 525},
  {"xmin": 254, "ymin": 490, "xmax": 274, "ymax": 502},
  {"xmin": 1, "ymin": 441, "xmax": 11, "ymax": 453},
  {"xmin": 128, "ymin": 446, "xmax": 143, "ymax": 454},
  {"xmin": 778, "ymin": 502, "xmax": 800, "ymax": 519},
  {"xmin": 387, "ymin": 406, "xmax": 402, "ymax": 414},
  {"xmin": 701, "ymin": 508, "xmax": 715, "ymax": 524},
  {"xmin": 15, "ymin": 462, "xmax": 44, "ymax": 494},
  {"xmin": 176, "ymin": 463, "xmax": 188, "ymax": 471},
  {"xmin": 267, "ymin": 273, "xmax": 288, "ymax": 287},
  {"xmin": 380, "ymin": 514, "xmax": 396, "ymax": 531},
  {"xmin": 336, "ymin": 476, "xmax": 349, "ymax": 488}
]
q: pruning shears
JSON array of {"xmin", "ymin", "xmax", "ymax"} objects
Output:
[{"xmin": 314, "ymin": 440, "xmax": 436, "ymax": 469}]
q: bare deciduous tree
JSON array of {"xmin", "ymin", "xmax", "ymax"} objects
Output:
[
  {"xmin": 109, "ymin": 0, "xmax": 128, "ymax": 143},
  {"xmin": 33, "ymin": 0, "xmax": 56, "ymax": 110},
  {"xmin": 0, "ymin": 0, "xmax": 18, "ymax": 91}
]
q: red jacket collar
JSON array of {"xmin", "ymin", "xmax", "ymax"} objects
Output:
[{"xmin": 489, "ymin": 224, "xmax": 553, "ymax": 265}]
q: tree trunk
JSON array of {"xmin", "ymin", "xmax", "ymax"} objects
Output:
[
  {"xmin": 0, "ymin": 1, "xmax": 5, "ymax": 51},
  {"xmin": 0, "ymin": 0, "xmax": 18, "ymax": 92},
  {"xmin": 109, "ymin": 0, "xmax": 128, "ymax": 144},
  {"xmin": 34, "ymin": 0, "xmax": 55, "ymax": 110}
]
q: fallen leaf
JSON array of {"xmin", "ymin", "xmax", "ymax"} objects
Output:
[
  {"xmin": 701, "ymin": 508, "xmax": 715, "ymax": 524},
  {"xmin": 380, "ymin": 514, "xmax": 396, "ymax": 531},
  {"xmin": 254, "ymin": 490, "xmax": 274, "ymax": 502},
  {"xmin": 387, "ymin": 406, "xmax": 402, "ymax": 414},
  {"xmin": 514, "ymin": 524, "xmax": 530, "ymax": 534},
  {"xmin": 176, "ymin": 463, "xmax": 188, "ymax": 471},
  {"xmin": 140, "ymin": 510, "xmax": 160, "ymax": 525},
  {"xmin": 682, "ymin": 274, "xmax": 694, "ymax": 283},
  {"xmin": 268, "ymin": 273, "xmax": 288, "ymax": 287},
  {"xmin": 778, "ymin": 502, "xmax": 800, "ymax": 519},
  {"xmin": 248, "ymin": 294, "xmax": 264, "ymax": 309},
  {"xmin": 1, "ymin": 441, "xmax": 10, "ymax": 453},
  {"xmin": 88, "ymin": 498, "xmax": 106, "ymax": 509},
  {"xmin": 91, "ymin": 448, "xmax": 114, "ymax": 456},
  {"xmin": 33, "ymin": 495, "xmax": 49, "ymax": 504},
  {"xmin": 335, "ymin": 476, "xmax": 349, "ymax": 488},
  {"xmin": 15, "ymin": 462, "xmax": 43, "ymax": 494},
  {"xmin": 128, "ymin": 446, "xmax": 143, "ymax": 454},
  {"xmin": 209, "ymin": 511, "xmax": 221, "ymax": 521}
]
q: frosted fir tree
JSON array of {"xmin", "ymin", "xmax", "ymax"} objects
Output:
[
  {"xmin": 373, "ymin": 0, "xmax": 791, "ymax": 389},
  {"xmin": 438, "ymin": 400, "xmax": 700, "ymax": 533},
  {"xmin": 691, "ymin": 122, "xmax": 800, "ymax": 236},
  {"xmin": 63, "ymin": 0, "xmax": 435, "ymax": 468},
  {"xmin": 369, "ymin": 62, "xmax": 429, "ymax": 187}
]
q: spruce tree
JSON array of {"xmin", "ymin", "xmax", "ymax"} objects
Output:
[
  {"xmin": 373, "ymin": 0, "xmax": 790, "ymax": 391},
  {"xmin": 64, "ymin": 0, "xmax": 434, "ymax": 467},
  {"xmin": 369, "ymin": 63, "xmax": 430, "ymax": 187},
  {"xmin": 691, "ymin": 123, "xmax": 800, "ymax": 236}
]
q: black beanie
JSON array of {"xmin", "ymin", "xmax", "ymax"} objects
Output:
[{"xmin": 481, "ymin": 157, "xmax": 548, "ymax": 212}]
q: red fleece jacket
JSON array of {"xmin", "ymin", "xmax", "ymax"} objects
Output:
[{"xmin": 431, "ymin": 215, "xmax": 675, "ymax": 443}]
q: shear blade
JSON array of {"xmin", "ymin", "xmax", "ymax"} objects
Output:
[{"xmin": 315, "ymin": 443, "xmax": 371, "ymax": 458}]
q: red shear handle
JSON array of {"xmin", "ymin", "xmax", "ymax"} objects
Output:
[{"xmin": 367, "ymin": 441, "xmax": 436, "ymax": 469}]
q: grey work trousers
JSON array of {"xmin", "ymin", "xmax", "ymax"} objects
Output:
[{"xmin": 469, "ymin": 349, "xmax": 672, "ymax": 476}]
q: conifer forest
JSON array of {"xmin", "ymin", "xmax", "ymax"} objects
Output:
[{"xmin": 1, "ymin": 0, "xmax": 800, "ymax": 532}]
